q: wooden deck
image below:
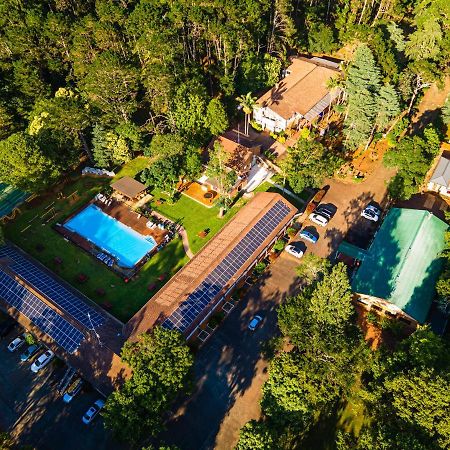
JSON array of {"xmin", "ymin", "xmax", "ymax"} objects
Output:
[
  {"xmin": 180, "ymin": 181, "xmax": 217, "ymax": 207},
  {"xmin": 96, "ymin": 199, "xmax": 167, "ymax": 244}
]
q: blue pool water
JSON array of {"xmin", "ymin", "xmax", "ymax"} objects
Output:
[{"xmin": 64, "ymin": 204, "xmax": 156, "ymax": 268}]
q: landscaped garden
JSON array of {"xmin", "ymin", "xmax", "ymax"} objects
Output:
[
  {"xmin": 4, "ymin": 174, "xmax": 188, "ymax": 322},
  {"xmin": 148, "ymin": 189, "xmax": 245, "ymax": 254}
]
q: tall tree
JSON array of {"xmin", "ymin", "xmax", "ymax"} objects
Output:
[
  {"xmin": 0, "ymin": 132, "xmax": 62, "ymax": 191},
  {"xmin": 344, "ymin": 44, "xmax": 382, "ymax": 149},
  {"xmin": 205, "ymin": 98, "xmax": 229, "ymax": 136},
  {"xmin": 103, "ymin": 327, "xmax": 193, "ymax": 446},
  {"xmin": 236, "ymin": 92, "xmax": 257, "ymax": 136}
]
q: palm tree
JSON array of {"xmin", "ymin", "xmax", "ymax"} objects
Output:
[{"xmin": 236, "ymin": 92, "xmax": 257, "ymax": 136}]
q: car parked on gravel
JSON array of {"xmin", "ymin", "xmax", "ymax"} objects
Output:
[
  {"xmin": 361, "ymin": 205, "xmax": 381, "ymax": 222},
  {"xmin": 285, "ymin": 243, "xmax": 304, "ymax": 259},
  {"xmin": 309, "ymin": 212, "xmax": 329, "ymax": 227},
  {"xmin": 298, "ymin": 229, "xmax": 318, "ymax": 244}
]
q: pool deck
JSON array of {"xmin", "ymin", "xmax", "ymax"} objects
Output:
[
  {"xmin": 57, "ymin": 198, "xmax": 172, "ymax": 277},
  {"xmin": 96, "ymin": 199, "xmax": 168, "ymax": 242}
]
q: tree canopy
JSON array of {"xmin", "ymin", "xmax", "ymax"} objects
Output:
[{"xmin": 103, "ymin": 327, "xmax": 193, "ymax": 446}]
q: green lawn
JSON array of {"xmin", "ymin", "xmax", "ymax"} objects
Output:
[
  {"xmin": 4, "ymin": 175, "xmax": 188, "ymax": 322},
  {"xmin": 149, "ymin": 191, "xmax": 244, "ymax": 254},
  {"xmin": 112, "ymin": 156, "xmax": 150, "ymax": 181},
  {"xmin": 255, "ymin": 181, "xmax": 310, "ymax": 210}
]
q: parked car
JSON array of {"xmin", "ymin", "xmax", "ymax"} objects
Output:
[
  {"xmin": 0, "ymin": 318, "xmax": 17, "ymax": 338},
  {"xmin": 63, "ymin": 379, "xmax": 84, "ymax": 403},
  {"xmin": 30, "ymin": 350, "xmax": 54, "ymax": 373},
  {"xmin": 248, "ymin": 315, "xmax": 263, "ymax": 331},
  {"xmin": 82, "ymin": 399, "xmax": 105, "ymax": 424},
  {"xmin": 285, "ymin": 243, "xmax": 304, "ymax": 259},
  {"xmin": 309, "ymin": 212, "xmax": 329, "ymax": 227},
  {"xmin": 361, "ymin": 205, "xmax": 381, "ymax": 222},
  {"xmin": 7, "ymin": 334, "xmax": 26, "ymax": 352},
  {"xmin": 298, "ymin": 230, "xmax": 318, "ymax": 244},
  {"xmin": 315, "ymin": 205, "xmax": 333, "ymax": 219},
  {"xmin": 20, "ymin": 344, "xmax": 41, "ymax": 362}
]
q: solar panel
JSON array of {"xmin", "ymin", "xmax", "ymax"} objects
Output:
[
  {"xmin": 163, "ymin": 200, "xmax": 291, "ymax": 333},
  {"xmin": 0, "ymin": 246, "xmax": 104, "ymax": 329},
  {"xmin": 0, "ymin": 271, "xmax": 84, "ymax": 353}
]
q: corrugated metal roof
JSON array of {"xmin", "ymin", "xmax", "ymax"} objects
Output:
[
  {"xmin": 351, "ymin": 208, "xmax": 448, "ymax": 323},
  {"xmin": 430, "ymin": 156, "xmax": 450, "ymax": 187},
  {"xmin": 337, "ymin": 241, "xmax": 368, "ymax": 261}
]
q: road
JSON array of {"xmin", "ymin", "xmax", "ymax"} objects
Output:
[
  {"xmin": 161, "ymin": 253, "xmax": 301, "ymax": 450},
  {"xmin": 161, "ymin": 162, "xmax": 394, "ymax": 449}
]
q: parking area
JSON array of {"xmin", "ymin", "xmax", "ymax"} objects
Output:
[
  {"xmin": 293, "ymin": 164, "xmax": 396, "ymax": 259},
  {"xmin": 0, "ymin": 315, "xmax": 121, "ymax": 450}
]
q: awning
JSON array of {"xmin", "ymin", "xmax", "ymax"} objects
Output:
[{"xmin": 337, "ymin": 241, "xmax": 367, "ymax": 261}]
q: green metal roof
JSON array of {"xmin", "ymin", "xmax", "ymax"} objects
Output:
[
  {"xmin": 0, "ymin": 183, "xmax": 30, "ymax": 219},
  {"xmin": 351, "ymin": 208, "xmax": 448, "ymax": 323},
  {"xmin": 337, "ymin": 241, "xmax": 368, "ymax": 261}
]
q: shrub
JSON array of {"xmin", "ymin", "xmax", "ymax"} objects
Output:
[
  {"xmin": 254, "ymin": 261, "xmax": 267, "ymax": 276},
  {"xmin": 272, "ymin": 239, "xmax": 285, "ymax": 252},
  {"xmin": 250, "ymin": 120, "xmax": 263, "ymax": 131},
  {"xmin": 366, "ymin": 311, "xmax": 378, "ymax": 324}
]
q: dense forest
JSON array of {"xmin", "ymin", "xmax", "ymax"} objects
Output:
[
  {"xmin": 236, "ymin": 258, "xmax": 450, "ymax": 450},
  {"xmin": 1, "ymin": 0, "xmax": 449, "ymax": 193}
]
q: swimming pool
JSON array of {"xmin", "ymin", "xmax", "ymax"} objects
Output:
[{"xmin": 64, "ymin": 204, "xmax": 156, "ymax": 268}]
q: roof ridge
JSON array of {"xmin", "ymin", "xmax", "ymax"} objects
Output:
[{"xmin": 391, "ymin": 210, "xmax": 429, "ymax": 289}]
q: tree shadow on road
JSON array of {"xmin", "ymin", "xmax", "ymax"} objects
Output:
[{"xmin": 159, "ymin": 260, "xmax": 303, "ymax": 450}]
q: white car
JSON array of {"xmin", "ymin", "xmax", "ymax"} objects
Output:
[
  {"xmin": 7, "ymin": 334, "xmax": 26, "ymax": 352},
  {"xmin": 308, "ymin": 212, "xmax": 329, "ymax": 227},
  {"xmin": 285, "ymin": 244, "xmax": 304, "ymax": 259},
  {"xmin": 30, "ymin": 350, "xmax": 55, "ymax": 373},
  {"xmin": 361, "ymin": 205, "xmax": 381, "ymax": 222},
  {"xmin": 82, "ymin": 399, "xmax": 105, "ymax": 424}
]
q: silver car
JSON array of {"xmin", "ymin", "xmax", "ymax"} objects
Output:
[
  {"xmin": 361, "ymin": 205, "xmax": 381, "ymax": 222},
  {"xmin": 31, "ymin": 350, "xmax": 54, "ymax": 373}
]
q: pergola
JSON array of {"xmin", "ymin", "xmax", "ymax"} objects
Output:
[{"xmin": 111, "ymin": 176, "xmax": 147, "ymax": 199}]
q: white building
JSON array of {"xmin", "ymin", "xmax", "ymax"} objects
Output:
[
  {"xmin": 427, "ymin": 156, "xmax": 450, "ymax": 196},
  {"xmin": 253, "ymin": 57, "xmax": 341, "ymax": 133}
]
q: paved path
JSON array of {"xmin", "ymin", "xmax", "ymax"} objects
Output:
[
  {"xmin": 161, "ymin": 254, "xmax": 301, "ymax": 450},
  {"xmin": 179, "ymin": 227, "xmax": 194, "ymax": 259}
]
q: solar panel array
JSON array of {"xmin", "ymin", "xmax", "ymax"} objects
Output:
[
  {"xmin": 163, "ymin": 200, "xmax": 292, "ymax": 333},
  {"xmin": 0, "ymin": 272, "xmax": 84, "ymax": 353},
  {"xmin": 0, "ymin": 246, "xmax": 104, "ymax": 329}
]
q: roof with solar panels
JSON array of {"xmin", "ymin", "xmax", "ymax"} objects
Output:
[{"xmin": 125, "ymin": 192, "xmax": 297, "ymax": 340}]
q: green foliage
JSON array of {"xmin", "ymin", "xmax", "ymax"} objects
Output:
[
  {"xmin": 236, "ymin": 420, "xmax": 276, "ymax": 450},
  {"xmin": 344, "ymin": 44, "xmax": 382, "ymax": 149},
  {"xmin": 141, "ymin": 156, "xmax": 182, "ymax": 192},
  {"xmin": 205, "ymin": 99, "xmax": 229, "ymax": 136},
  {"xmin": 103, "ymin": 327, "xmax": 193, "ymax": 445},
  {"xmin": 92, "ymin": 124, "xmax": 132, "ymax": 168},
  {"xmin": 273, "ymin": 239, "xmax": 285, "ymax": 252},
  {"xmin": 281, "ymin": 138, "xmax": 342, "ymax": 193},
  {"xmin": 441, "ymin": 95, "xmax": 450, "ymax": 126},
  {"xmin": 295, "ymin": 254, "xmax": 331, "ymax": 285},
  {"xmin": 384, "ymin": 127, "xmax": 440, "ymax": 199},
  {"xmin": 0, "ymin": 132, "xmax": 62, "ymax": 191},
  {"xmin": 254, "ymin": 261, "xmax": 267, "ymax": 276},
  {"xmin": 307, "ymin": 24, "xmax": 338, "ymax": 54},
  {"xmin": 358, "ymin": 326, "xmax": 450, "ymax": 450}
]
